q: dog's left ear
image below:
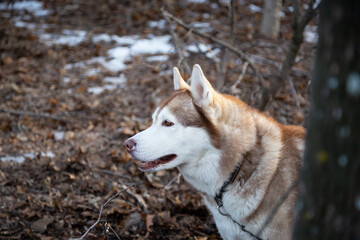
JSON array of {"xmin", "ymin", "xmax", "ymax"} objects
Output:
[
  {"xmin": 190, "ymin": 64, "xmax": 215, "ymax": 108},
  {"xmin": 173, "ymin": 67, "xmax": 189, "ymax": 90}
]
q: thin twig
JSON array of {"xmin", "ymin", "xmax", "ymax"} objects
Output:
[
  {"xmin": 164, "ymin": 173, "xmax": 182, "ymax": 190},
  {"xmin": 217, "ymin": 0, "xmax": 236, "ymax": 90},
  {"xmin": 162, "ymin": 9, "xmax": 191, "ymax": 75},
  {"xmin": 230, "ymin": 62, "xmax": 249, "ymax": 91},
  {"xmin": 117, "ymin": 179, "xmax": 148, "ymax": 210},
  {"xmin": 195, "ymin": 36, "xmax": 221, "ymax": 72},
  {"xmin": 259, "ymin": 0, "xmax": 320, "ymax": 110},
  {"xmin": 288, "ymin": 77, "xmax": 300, "ymax": 108},
  {"xmin": 163, "ymin": 10, "xmax": 266, "ymax": 90},
  {"xmin": 105, "ymin": 222, "xmax": 121, "ymax": 240},
  {"xmin": 69, "ymin": 185, "xmax": 136, "ymax": 240}
]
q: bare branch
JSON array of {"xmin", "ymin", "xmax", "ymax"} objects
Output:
[
  {"xmin": 288, "ymin": 77, "xmax": 300, "ymax": 108},
  {"xmin": 163, "ymin": 10, "xmax": 266, "ymax": 91},
  {"xmin": 162, "ymin": 9, "xmax": 191, "ymax": 75},
  {"xmin": 69, "ymin": 185, "xmax": 136, "ymax": 240},
  {"xmin": 259, "ymin": 0, "xmax": 320, "ymax": 110},
  {"xmin": 293, "ymin": 0, "xmax": 300, "ymax": 28},
  {"xmin": 230, "ymin": 62, "xmax": 249, "ymax": 91},
  {"xmin": 195, "ymin": 36, "xmax": 221, "ymax": 73},
  {"xmin": 105, "ymin": 222, "xmax": 121, "ymax": 240},
  {"xmin": 217, "ymin": 0, "xmax": 236, "ymax": 90}
]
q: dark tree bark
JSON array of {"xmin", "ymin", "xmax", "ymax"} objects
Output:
[{"xmin": 294, "ymin": 0, "xmax": 360, "ymax": 239}]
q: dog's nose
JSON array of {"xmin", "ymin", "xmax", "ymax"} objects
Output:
[{"xmin": 125, "ymin": 138, "xmax": 136, "ymax": 152}]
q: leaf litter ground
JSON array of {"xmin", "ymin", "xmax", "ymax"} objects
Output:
[{"xmin": 0, "ymin": 0, "xmax": 316, "ymax": 239}]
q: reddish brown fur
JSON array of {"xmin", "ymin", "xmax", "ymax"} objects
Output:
[
  {"xmin": 159, "ymin": 81, "xmax": 305, "ymax": 239},
  {"xmin": 161, "ymin": 89, "xmax": 221, "ymax": 149}
]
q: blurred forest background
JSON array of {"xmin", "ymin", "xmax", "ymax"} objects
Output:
[{"xmin": 0, "ymin": 0, "xmax": 320, "ymax": 239}]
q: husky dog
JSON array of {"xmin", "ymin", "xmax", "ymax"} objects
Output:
[{"xmin": 125, "ymin": 65, "xmax": 305, "ymax": 240}]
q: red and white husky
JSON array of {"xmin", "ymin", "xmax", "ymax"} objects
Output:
[{"xmin": 125, "ymin": 65, "xmax": 305, "ymax": 240}]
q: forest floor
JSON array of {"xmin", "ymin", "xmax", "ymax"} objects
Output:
[{"xmin": 0, "ymin": 0, "xmax": 316, "ymax": 239}]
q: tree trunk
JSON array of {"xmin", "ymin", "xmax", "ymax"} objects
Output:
[
  {"xmin": 260, "ymin": 0, "xmax": 281, "ymax": 39},
  {"xmin": 293, "ymin": 0, "xmax": 360, "ymax": 239}
]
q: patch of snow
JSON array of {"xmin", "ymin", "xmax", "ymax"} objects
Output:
[
  {"xmin": 65, "ymin": 61, "xmax": 87, "ymax": 70},
  {"xmin": 104, "ymin": 74, "xmax": 127, "ymax": 85},
  {"xmin": 1, "ymin": 152, "xmax": 38, "ymax": 163},
  {"xmin": 92, "ymin": 33, "xmax": 113, "ymax": 43},
  {"xmin": 112, "ymin": 35, "xmax": 139, "ymax": 45},
  {"xmin": 40, "ymin": 30, "xmax": 87, "ymax": 46},
  {"xmin": 85, "ymin": 68, "xmax": 102, "ymax": 76},
  {"xmin": 108, "ymin": 47, "xmax": 131, "ymax": 61},
  {"xmin": 88, "ymin": 86, "xmax": 104, "ymax": 95},
  {"xmin": 24, "ymin": 153, "xmax": 35, "ymax": 159},
  {"xmin": 249, "ymin": 4, "xmax": 262, "ymax": 13},
  {"xmin": 146, "ymin": 55, "xmax": 169, "ymax": 62},
  {"xmin": 130, "ymin": 35, "xmax": 173, "ymax": 55},
  {"xmin": 88, "ymin": 84, "xmax": 118, "ymax": 95},
  {"xmin": 1, "ymin": 155, "xmax": 25, "ymax": 163},
  {"xmin": 203, "ymin": 13, "xmax": 210, "ymax": 19},
  {"xmin": 191, "ymin": 22, "xmax": 211, "ymax": 28},
  {"xmin": 41, "ymin": 151, "xmax": 55, "ymax": 158},
  {"xmin": 159, "ymin": 69, "xmax": 173, "ymax": 76},
  {"xmin": 65, "ymin": 35, "xmax": 172, "ymax": 74},
  {"xmin": 187, "ymin": 44, "xmax": 208, "ymax": 53},
  {"xmin": 62, "ymin": 77, "xmax": 70, "ymax": 83},
  {"xmin": 0, "ymin": 1, "xmax": 51, "ymax": 16},
  {"xmin": 148, "ymin": 20, "xmax": 166, "ymax": 29},
  {"xmin": 15, "ymin": 21, "xmax": 36, "ymax": 29},
  {"xmin": 53, "ymin": 131, "xmax": 65, "ymax": 140},
  {"xmin": 304, "ymin": 25, "xmax": 318, "ymax": 43},
  {"xmin": 33, "ymin": 9, "xmax": 51, "ymax": 17},
  {"xmin": 187, "ymin": 43, "xmax": 219, "ymax": 60},
  {"xmin": 94, "ymin": 47, "xmax": 130, "ymax": 72}
]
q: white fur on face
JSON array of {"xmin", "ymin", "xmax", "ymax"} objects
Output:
[{"xmin": 129, "ymin": 106, "xmax": 216, "ymax": 172}]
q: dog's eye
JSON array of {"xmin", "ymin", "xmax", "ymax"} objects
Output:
[{"xmin": 162, "ymin": 120, "xmax": 174, "ymax": 127}]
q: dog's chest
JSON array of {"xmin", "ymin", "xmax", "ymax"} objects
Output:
[{"xmin": 202, "ymin": 195, "xmax": 258, "ymax": 240}]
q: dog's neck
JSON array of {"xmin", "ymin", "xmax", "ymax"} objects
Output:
[{"xmin": 178, "ymin": 95, "xmax": 258, "ymax": 197}]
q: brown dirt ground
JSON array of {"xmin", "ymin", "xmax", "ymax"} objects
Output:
[{"xmin": 0, "ymin": 0, "xmax": 316, "ymax": 239}]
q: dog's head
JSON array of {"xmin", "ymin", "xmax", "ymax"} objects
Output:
[{"xmin": 125, "ymin": 64, "xmax": 221, "ymax": 171}]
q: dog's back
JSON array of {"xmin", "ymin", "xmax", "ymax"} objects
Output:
[{"xmin": 199, "ymin": 92, "xmax": 304, "ymax": 240}]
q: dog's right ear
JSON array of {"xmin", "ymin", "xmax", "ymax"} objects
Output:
[
  {"xmin": 190, "ymin": 64, "xmax": 215, "ymax": 108},
  {"xmin": 173, "ymin": 67, "xmax": 189, "ymax": 90}
]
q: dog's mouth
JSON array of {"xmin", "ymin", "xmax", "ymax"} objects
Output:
[{"xmin": 139, "ymin": 154, "xmax": 177, "ymax": 170}]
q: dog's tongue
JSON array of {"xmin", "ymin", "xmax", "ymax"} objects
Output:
[
  {"xmin": 140, "ymin": 161, "xmax": 158, "ymax": 170},
  {"xmin": 139, "ymin": 154, "xmax": 177, "ymax": 170}
]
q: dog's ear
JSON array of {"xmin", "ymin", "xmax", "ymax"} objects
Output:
[
  {"xmin": 190, "ymin": 64, "xmax": 214, "ymax": 108},
  {"xmin": 173, "ymin": 67, "xmax": 189, "ymax": 90}
]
